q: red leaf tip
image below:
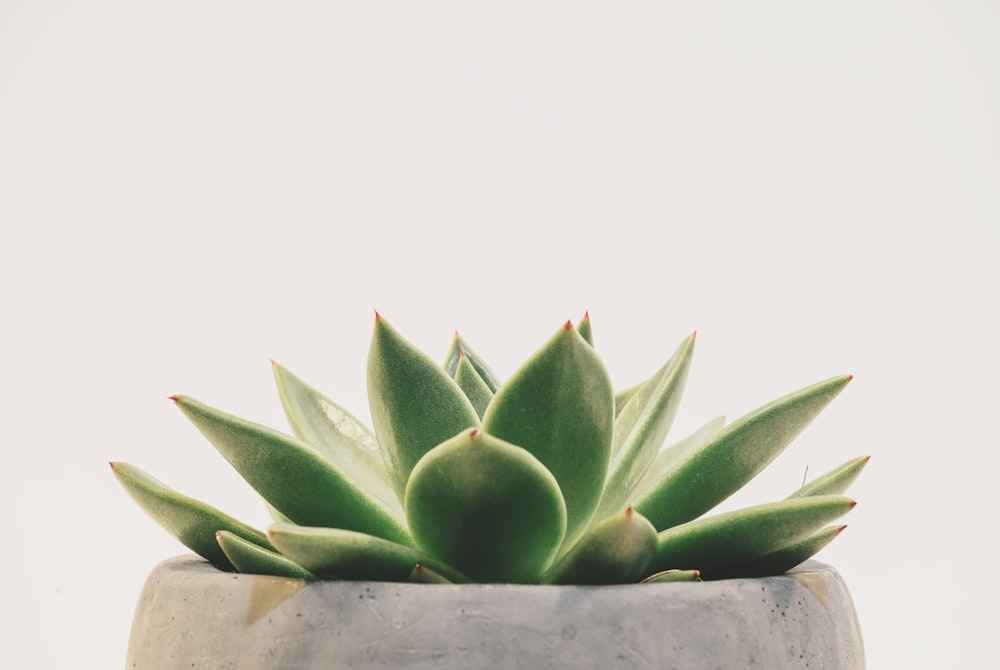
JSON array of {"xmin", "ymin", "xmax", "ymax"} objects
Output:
[
  {"xmin": 374, "ymin": 310, "xmax": 382, "ymax": 323},
  {"xmin": 168, "ymin": 394, "xmax": 179, "ymax": 403},
  {"xmin": 109, "ymin": 461, "xmax": 117, "ymax": 471},
  {"xmin": 848, "ymin": 500, "xmax": 858, "ymax": 509},
  {"xmin": 836, "ymin": 525, "xmax": 848, "ymax": 533},
  {"xmin": 469, "ymin": 428, "xmax": 479, "ymax": 438},
  {"xmin": 582, "ymin": 310, "xmax": 591, "ymax": 322},
  {"xmin": 563, "ymin": 320, "xmax": 573, "ymax": 331},
  {"xmin": 624, "ymin": 507, "xmax": 634, "ymax": 517},
  {"xmin": 459, "ymin": 349, "xmax": 467, "ymax": 360}
]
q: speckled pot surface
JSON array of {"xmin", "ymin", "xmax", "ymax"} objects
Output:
[{"xmin": 125, "ymin": 555, "xmax": 864, "ymax": 669}]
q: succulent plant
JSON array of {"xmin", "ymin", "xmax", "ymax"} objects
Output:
[{"xmin": 112, "ymin": 313, "xmax": 866, "ymax": 585}]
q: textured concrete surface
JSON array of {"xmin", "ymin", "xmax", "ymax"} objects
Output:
[{"xmin": 125, "ymin": 555, "xmax": 865, "ymax": 669}]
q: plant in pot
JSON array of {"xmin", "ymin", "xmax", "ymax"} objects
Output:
[{"xmin": 113, "ymin": 313, "xmax": 867, "ymax": 669}]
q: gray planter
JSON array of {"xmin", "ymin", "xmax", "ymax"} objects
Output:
[{"xmin": 126, "ymin": 555, "xmax": 864, "ymax": 669}]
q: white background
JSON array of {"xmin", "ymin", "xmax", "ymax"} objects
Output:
[{"xmin": 2, "ymin": 2, "xmax": 997, "ymax": 668}]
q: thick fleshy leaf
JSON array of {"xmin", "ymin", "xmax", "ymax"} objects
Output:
[
  {"xmin": 454, "ymin": 353, "xmax": 493, "ymax": 419},
  {"xmin": 702, "ymin": 525, "xmax": 847, "ymax": 580},
  {"xmin": 640, "ymin": 569, "xmax": 701, "ymax": 583},
  {"xmin": 633, "ymin": 416, "xmax": 726, "ymax": 495},
  {"xmin": 404, "ymin": 429, "xmax": 567, "ymax": 583},
  {"xmin": 368, "ymin": 315, "xmax": 481, "ymax": 495},
  {"xmin": 482, "ymin": 322, "xmax": 614, "ymax": 545},
  {"xmin": 110, "ymin": 462, "xmax": 269, "ymax": 571},
  {"xmin": 267, "ymin": 523, "xmax": 468, "ymax": 583},
  {"xmin": 216, "ymin": 530, "xmax": 315, "ymax": 580},
  {"xmin": 596, "ymin": 334, "xmax": 696, "ymax": 520},
  {"xmin": 634, "ymin": 375, "xmax": 853, "ymax": 531},
  {"xmin": 649, "ymin": 495, "xmax": 855, "ymax": 575},
  {"xmin": 543, "ymin": 508, "xmax": 657, "ymax": 585},
  {"xmin": 172, "ymin": 395, "xmax": 412, "ymax": 547},
  {"xmin": 442, "ymin": 331, "xmax": 502, "ymax": 392},
  {"xmin": 787, "ymin": 455, "xmax": 870, "ymax": 499},
  {"xmin": 272, "ymin": 362, "xmax": 400, "ymax": 516}
]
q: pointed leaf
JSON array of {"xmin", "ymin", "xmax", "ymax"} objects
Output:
[
  {"xmin": 368, "ymin": 315, "xmax": 481, "ymax": 495},
  {"xmin": 634, "ymin": 375, "xmax": 853, "ymax": 531},
  {"xmin": 702, "ymin": 525, "xmax": 847, "ymax": 580},
  {"xmin": 404, "ymin": 429, "xmax": 567, "ymax": 583},
  {"xmin": 267, "ymin": 523, "xmax": 469, "ymax": 583},
  {"xmin": 482, "ymin": 322, "xmax": 614, "ymax": 545},
  {"xmin": 172, "ymin": 395, "xmax": 412, "ymax": 546},
  {"xmin": 649, "ymin": 495, "xmax": 855, "ymax": 575},
  {"xmin": 633, "ymin": 416, "xmax": 726, "ymax": 495},
  {"xmin": 596, "ymin": 333, "xmax": 696, "ymax": 520},
  {"xmin": 408, "ymin": 564, "xmax": 454, "ymax": 584},
  {"xmin": 273, "ymin": 362, "xmax": 401, "ymax": 515},
  {"xmin": 454, "ymin": 353, "xmax": 494, "ymax": 419},
  {"xmin": 544, "ymin": 508, "xmax": 657, "ymax": 585},
  {"xmin": 216, "ymin": 530, "xmax": 315, "ymax": 580},
  {"xmin": 787, "ymin": 455, "xmax": 870, "ymax": 499},
  {"xmin": 110, "ymin": 461, "xmax": 269, "ymax": 571},
  {"xmin": 576, "ymin": 311, "xmax": 594, "ymax": 347},
  {"xmin": 442, "ymin": 331, "xmax": 502, "ymax": 392}
]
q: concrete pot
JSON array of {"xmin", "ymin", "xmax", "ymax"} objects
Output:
[{"xmin": 126, "ymin": 555, "xmax": 865, "ymax": 669}]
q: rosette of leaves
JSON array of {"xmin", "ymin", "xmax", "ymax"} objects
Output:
[{"xmin": 112, "ymin": 313, "xmax": 866, "ymax": 585}]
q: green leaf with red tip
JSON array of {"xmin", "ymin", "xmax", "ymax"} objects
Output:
[
  {"xmin": 404, "ymin": 429, "xmax": 567, "ymax": 583},
  {"xmin": 172, "ymin": 395, "xmax": 412, "ymax": 546},
  {"xmin": 216, "ymin": 530, "xmax": 315, "ymax": 580},
  {"xmin": 701, "ymin": 525, "xmax": 847, "ymax": 580},
  {"xmin": 482, "ymin": 323, "xmax": 614, "ymax": 546},
  {"xmin": 442, "ymin": 331, "xmax": 502, "ymax": 392},
  {"xmin": 787, "ymin": 455, "xmax": 870, "ymax": 499},
  {"xmin": 634, "ymin": 375, "xmax": 853, "ymax": 531},
  {"xmin": 408, "ymin": 564, "xmax": 454, "ymax": 584},
  {"xmin": 272, "ymin": 362, "xmax": 400, "ymax": 516},
  {"xmin": 576, "ymin": 312, "xmax": 594, "ymax": 347},
  {"xmin": 369, "ymin": 316, "xmax": 481, "ymax": 496},
  {"xmin": 110, "ymin": 461, "xmax": 270, "ymax": 572},
  {"xmin": 596, "ymin": 333, "xmax": 696, "ymax": 521},
  {"xmin": 544, "ymin": 508, "xmax": 657, "ymax": 585},
  {"xmin": 267, "ymin": 524, "xmax": 469, "ymax": 583},
  {"xmin": 649, "ymin": 495, "xmax": 855, "ymax": 575},
  {"xmin": 454, "ymin": 354, "xmax": 493, "ymax": 419},
  {"xmin": 640, "ymin": 569, "xmax": 701, "ymax": 584}
]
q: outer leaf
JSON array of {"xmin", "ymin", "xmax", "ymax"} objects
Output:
[
  {"xmin": 272, "ymin": 362, "xmax": 401, "ymax": 516},
  {"xmin": 110, "ymin": 461, "xmax": 269, "ymax": 571},
  {"xmin": 216, "ymin": 530, "xmax": 315, "ymax": 580},
  {"xmin": 482, "ymin": 322, "xmax": 614, "ymax": 545},
  {"xmin": 702, "ymin": 525, "xmax": 847, "ymax": 580},
  {"xmin": 404, "ymin": 429, "xmax": 567, "ymax": 584},
  {"xmin": 649, "ymin": 495, "xmax": 855, "ymax": 575},
  {"xmin": 596, "ymin": 333, "xmax": 696, "ymax": 520},
  {"xmin": 172, "ymin": 395, "xmax": 412, "ymax": 547},
  {"xmin": 787, "ymin": 455, "xmax": 870, "ymax": 499},
  {"xmin": 267, "ymin": 524, "xmax": 469, "ymax": 583},
  {"xmin": 368, "ymin": 315, "xmax": 481, "ymax": 495},
  {"xmin": 442, "ymin": 331, "xmax": 502, "ymax": 392},
  {"xmin": 634, "ymin": 375, "xmax": 853, "ymax": 531},
  {"xmin": 454, "ymin": 353, "xmax": 494, "ymax": 419},
  {"xmin": 543, "ymin": 508, "xmax": 657, "ymax": 585}
]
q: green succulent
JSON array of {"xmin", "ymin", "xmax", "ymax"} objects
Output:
[{"xmin": 112, "ymin": 313, "xmax": 866, "ymax": 585}]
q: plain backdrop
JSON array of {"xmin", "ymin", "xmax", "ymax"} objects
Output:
[{"xmin": 1, "ymin": 2, "xmax": 997, "ymax": 668}]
